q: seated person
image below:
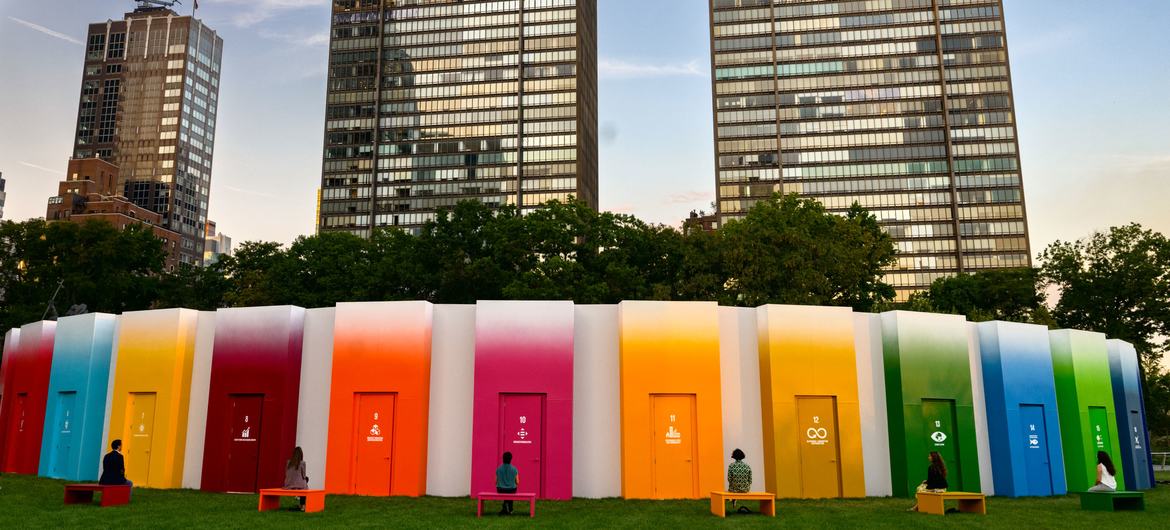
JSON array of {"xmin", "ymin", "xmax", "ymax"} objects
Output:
[
  {"xmin": 99, "ymin": 439, "xmax": 133, "ymax": 498},
  {"xmin": 284, "ymin": 446, "xmax": 310, "ymax": 512},
  {"xmin": 727, "ymin": 448, "xmax": 753, "ymax": 513}
]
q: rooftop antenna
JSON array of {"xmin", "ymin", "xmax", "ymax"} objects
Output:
[{"xmin": 134, "ymin": 0, "xmax": 183, "ymax": 10}]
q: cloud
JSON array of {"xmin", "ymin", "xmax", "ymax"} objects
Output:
[
  {"xmin": 259, "ymin": 29, "xmax": 329, "ymax": 47},
  {"xmin": 7, "ymin": 16, "xmax": 83, "ymax": 45},
  {"xmin": 204, "ymin": 0, "xmax": 330, "ymax": 27},
  {"xmin": 19, "ymin": 161, "xmax": 60, "ymax": 174},
  {"xmin": 664, "ymin": 191, "xmax": 711, "ymax": 205},
  {"xmin": 221, "ymin": 184, "xmax": 278, "ymax": 199},
  {"xmin": 599, "ymin": 58, "xmax": 705, "ymax": 79}
]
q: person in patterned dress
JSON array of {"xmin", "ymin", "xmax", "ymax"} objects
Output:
[{"xmin": 727, "ymin": 448, "xmax": 753, "ymax": 513}]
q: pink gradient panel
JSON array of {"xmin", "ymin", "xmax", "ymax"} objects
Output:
[{"xmin": 470, "ymin": 301, "xmax": 574, "ymax": 499}]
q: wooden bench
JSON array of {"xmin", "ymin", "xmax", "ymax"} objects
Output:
[
  {"xmin": 710, "ymin": 491, "xmax": 777, "ymax": 518},
  {"xmin": 1079, "ymin": 491, "xmax": 1145, "ymax": 511},
  {"xmin": 475, "ymin": 492, "xmax": 536, "ymax": 517},
  {"xmin": 915, "ymin": 491, "xmax": 986, "ymax": 515},
  {"xmin": 258, "ymin": 488, "xmax": 326, "ymax": 513},
  {"xmin": 64, "ymin": 484, "xmax": 131, "ymax": 507}
]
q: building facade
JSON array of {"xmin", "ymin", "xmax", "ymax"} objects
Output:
[
  {"xmin": 71, "ymin": 5, "xmax": 223, "ymax": 266},
  {"xmin": 709, "ymin": 0, "xmax": 1030, "ymax": 299},
  {"xmin": 46, "ymin": 158, "xmax": 183, "ymax": 270},
  {"xmin": 318, "ymin": 0, "xmax": 598, "ymax": 236},
  {"xmin": 203, "ymin": 220, "xmax": 232, "ymax": 264},
  {"xmin": 0, "ymin": 172, "xmax": 6, "ymax": 219}
]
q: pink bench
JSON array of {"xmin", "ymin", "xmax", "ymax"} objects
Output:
[
  {"xmin": 475, "ymin": 491, "xmax": 536, "ymax": 517},
  {"xmin": 64, "ymin": 484, "xmax": 131, "ymax": 507}
]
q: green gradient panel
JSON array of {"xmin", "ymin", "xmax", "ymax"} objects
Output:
[
  {"xmin": 882, "ymin": 311, "xmax": 981, "ymax": 496},
  {"xmin": 1050, "ymin": 330, "xmax": 1125, "ymax": 491}
]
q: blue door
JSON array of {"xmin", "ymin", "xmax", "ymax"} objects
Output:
[
  {"xmin": 1019, "ymin": 404, "xmax": 1052, "ymax": 496},
  {"xmin": 51, "ymin": 391, "xmax": 78, "ymax": 478}
]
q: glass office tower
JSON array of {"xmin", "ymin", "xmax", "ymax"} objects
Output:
[
  {"xmin": 72, "ymin": 6, "xmax": 223, "ymax": 266},
  {"xmin": 319, "ymin": 0, "xmax": 598, "ymax": 236},
  {"xmin": 709, "ymin": 0, "xmax": 1031, "ymax": 299}
]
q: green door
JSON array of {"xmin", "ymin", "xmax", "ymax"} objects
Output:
[
  {"xmin": 1087, "ymin": 406, "xmax": 1114, "ymax": 488},
  {"xmin": 922, "ymin": 399, "xmax": 961, "ymax": 487}
]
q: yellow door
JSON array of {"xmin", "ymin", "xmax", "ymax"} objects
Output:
[
  {"xmin": 796, "ymin": 396, "xmax": 842, "ymax": 498},
  {"xmin": 652, "ymin": 394, "xmax": 698, "ymax": 498},
  {"xmin": 124, "ymin": 392, "xmax": 157, "ymax": 485}
]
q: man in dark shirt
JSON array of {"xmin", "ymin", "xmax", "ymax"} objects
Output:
[{"xmin": 99, "ymin": 439, "xmax": 133, "ymax": 497}]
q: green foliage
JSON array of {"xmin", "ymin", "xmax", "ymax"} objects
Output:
[
  {"xmin": 904, "ymin": 268, "xmax": 1050, "ymax": 324},
  {"xmin": 0, "ymin": 219, "xmax": 165, "ymax": 331},
  {"xmin": 1039, "ymin": 223, "xmax": 1170, "ymax": 436}
]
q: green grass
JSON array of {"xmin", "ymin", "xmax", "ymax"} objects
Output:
[{"xmin": 0, "ymin": 473, "xmax": 1166, "ymax": 528}]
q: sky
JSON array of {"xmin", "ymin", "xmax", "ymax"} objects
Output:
[{"xmin": 1, "ymin": 0, "xmax": 1168, "ymax": 256}]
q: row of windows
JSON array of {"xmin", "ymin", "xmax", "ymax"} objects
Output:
[{"xmin": 716, "ymin": 53, "xmax": 937, "ymax": 81}]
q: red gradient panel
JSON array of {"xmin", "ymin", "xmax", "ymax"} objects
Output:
[
  {"xmin": 0, "ymin": 322, "xmax": 57, "ymax": 474},
  {"xmin": 325, "ymin": 301, "xmax": 433, "ymax": 496},
  {"xmin": 470, "ymin": 301, "xmax": 574, "ymax": 500},
  {"xmin": 200, "ymin": 306, "xmax": 305, "ymax": 493}
]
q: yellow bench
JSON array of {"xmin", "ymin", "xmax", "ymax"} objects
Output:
[
  {"xmin": 710, "ymin": 491, "xmax": 776, "ymax": 518},
  {"xmin": 915, "ymin": 491, "xmax": 986, "ymax": 515}
]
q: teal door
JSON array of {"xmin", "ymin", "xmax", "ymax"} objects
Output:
[
  {"xmin": 52, "ymin": 391, "xmax": 78, "ymax": 477},
  {"xmin": 922, "ymin": 399, "xmax": 961, "ymax": 487}
]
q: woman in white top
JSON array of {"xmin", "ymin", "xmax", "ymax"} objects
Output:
[{"xmin": 1087, "ymin": 450, "xmax": 1118, "ymax": 492}]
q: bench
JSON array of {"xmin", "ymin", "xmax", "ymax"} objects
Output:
[
  {"xmin": 258, "ymin": 488, "xmax": 326, "ymax": 513},
  {"xmin": 475, "ymin": 492, "xmax": 536, "ymax": 517},
  {"xmin": 64, "ymin": 484, "xmax": 131, "ymax": 507},
  {"xmin": 1079, "ymin": 491, "xmax": 1145, "ymax": 511},
  {"xmin": 710, "ymin": 491, "xmax": 777, "ymax": 518},
  {"xmin": 915, "ymin": 491, "xmax": 986, "ymax": 515}
]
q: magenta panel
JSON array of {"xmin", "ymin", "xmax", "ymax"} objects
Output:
[{"xmin": 470, "ymin": 301, "xmax": 574, "ymax": 499}]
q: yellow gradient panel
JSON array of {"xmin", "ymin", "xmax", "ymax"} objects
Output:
[
  {"xmin": 757, "ymin": 305, "xmax": 865, "ymax": 498},
  {"xmin": 619, "ymin": 301, "xmax": 723, "ymax": 499},
  {"xmin": 106, "ymin": 309, "xmax": 198, "ymax": 488}
]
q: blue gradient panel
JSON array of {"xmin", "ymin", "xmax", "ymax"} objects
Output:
[
  {"xmin": 978, "ymin": 321, "xmax": 1066, "ymax": 497},
  {"xmin": 38, "ymin": 314, "xmax": 116, "ymax": 481},
  {"xmin": 1106, "ymin": 340, "xmax": 1154, "ymax": 490}
]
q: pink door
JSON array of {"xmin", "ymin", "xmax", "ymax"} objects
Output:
[
  {"xmin": 226, "ymin": 395, "xmax": 263, "ymax": 493},
  {"xmin": 499, "ymin": 394, "xmax": 544, "ymax": 497}
]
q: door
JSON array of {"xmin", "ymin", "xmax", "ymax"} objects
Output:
[
  {"xmin": 1087, "ymin": 406, "xmax": 1113, "ymax": 489},
  {"xmin": 921, "ymin": 399, "xmax": 961, "ymax": 487},
  {"xmin": 1129, "ymin": 410, "xmax": 1149, "ymax": 487},
  {"xmin": 796, "ymin": 396, "xmax": 842, "ymax": 498},
  {"xmin": 52, "ymin": 391, "xmax": 78, "ymax": 477},
  {"xmin": 225, "ymin": 394, "xmax": 264, "ymax": 493},
  {"xmin": 651, "ymin": 394, "xmax": 698, "ymax": 499},
  {"xmin": 3, "ymin": 393, "xmax": 28, "ymax": 469},
  {"xmin": 499, "ymin": 394, "xmax": 544, "ymax": 497},
  {"xmin": 352, "ymin": 392, "xmax": 395, "ymax": 495},
  {"xmin": 124, "ymin": 392, "xmax": 157, "ymax": 484},
  {"xmin": 1019, "ymin": 404, "xmax": 1052, "ymax": 496}
]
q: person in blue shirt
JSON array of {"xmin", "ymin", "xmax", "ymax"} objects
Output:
[{"xmin": 495, "ymin": 451, "xmax": 520, "ymax": 515}]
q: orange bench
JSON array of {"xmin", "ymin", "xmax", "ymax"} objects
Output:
[
  {"xmin": 64, "ymin": 484, "xmax": 131, "ymax": 507},
  {"xmin": 476, "ymin": 492, "xmax": 536, "ymax": 517},
  {"xmin": 258, "ymin": 488, "xmax": 326, "ymax": 513},
  {"xmin": 915, "ymin": 491, "xmax": 986, "ymax": 515},
  {"xmin": 710, "ymin": 491, "xmax": 776, "ymax": 517}
]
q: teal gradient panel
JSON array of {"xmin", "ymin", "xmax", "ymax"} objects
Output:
[
  {"xmin": 977, "ymin": 321, "xmax": 1066, "ymax": 497},
  {"xmin": 882, "ymin": 311, "xmax": 981, "ymax": 497},
  {"xmin": 38, "ymin": 314, "xmax": 116, "ymax": 481},
  {"xmin": 1106, "ymin": 340, "xmax": 1153, "ymax": 490},
  {"xmin": 1050, "ymin": 330, "xmax": 1124, "ymax": 492}
]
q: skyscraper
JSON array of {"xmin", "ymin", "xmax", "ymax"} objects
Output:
[
  {"xmin": 71, "ymin": 3, "xmax": 223, "ymax": 266},
  {"xmin": 709, "ymin": 0, "xmax": 1030, "ymax": 300},
  {"xmin": 0, "ymin": 172, "xmax": 6, "ymax": 220},
  {"xmin": 318, "ymin": 0, "xmax": 598, "ymax": 236}
]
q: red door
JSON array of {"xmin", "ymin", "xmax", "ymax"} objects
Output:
[
  {"xmin": 225, "ymin": 394, "xmax": 263, "ymax": 493},
  {"xmin": 352, "ymin": 392, "xmax": 395, "ymax": 495},
  {"xmin": 3, "ymin": 393, "xmax": 28, "ymax": 470},
  {"xmin": 499, "ymin": 394, "xmax": 544, "ymax": 497}
]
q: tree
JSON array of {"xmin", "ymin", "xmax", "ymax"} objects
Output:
[
  {"xmin": 905, "ymin": 268, "xmax": 1050, "ymax": 324},
  {"xmin": 0, "ymin": 219, "xmax": 164, "ymax": 332},
  {"xmin": 719, "ymin": 194, "xmax": 896, "ymax": 310}
]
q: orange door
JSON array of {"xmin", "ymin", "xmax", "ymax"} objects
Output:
[
  {"xmin": 124, "ymin": 392, "xmax": 157, "ymax": 484},
  {"xmin": 225, "ymin": 394, "xmax": 264, "ymax": 493},
  {"xmin": 796, "ymin": 396, "xmax": 842, "ymax": 498},
  {"xmin": 651, "ymin": 394, "xmax": 698, "ymax": 498},
  {"xmin": 352, "ymin": 392, "xmax": 395, "ymax": 495}
]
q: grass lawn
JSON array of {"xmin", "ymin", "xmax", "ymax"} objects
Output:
[{"xmin": 0, "ymin": 473, "xmax": 1165, "ymax": 528}]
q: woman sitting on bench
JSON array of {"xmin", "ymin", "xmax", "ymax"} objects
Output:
[
  {"xmin": 283, "ymin": 447, "xmax": 309, "ymax": 512},
  {"xmin": 908, "ymin": 451, "xmax": 947, "ymax": 512},
  {"xmin": 1087, "ymin": 451, "xmax": 1118, "ymax": 492}
]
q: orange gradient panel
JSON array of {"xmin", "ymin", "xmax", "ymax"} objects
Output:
[
  {"xmin": 325, "ymin": 301, "xmax": 432, "ymax": 496},
  {"xmin": 757, "ymin": 305, "xmax": 865, "ymax": 498},
  {"xmin": 619, "ymin": 301, "xmax": 723, "ymax": 499}
]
